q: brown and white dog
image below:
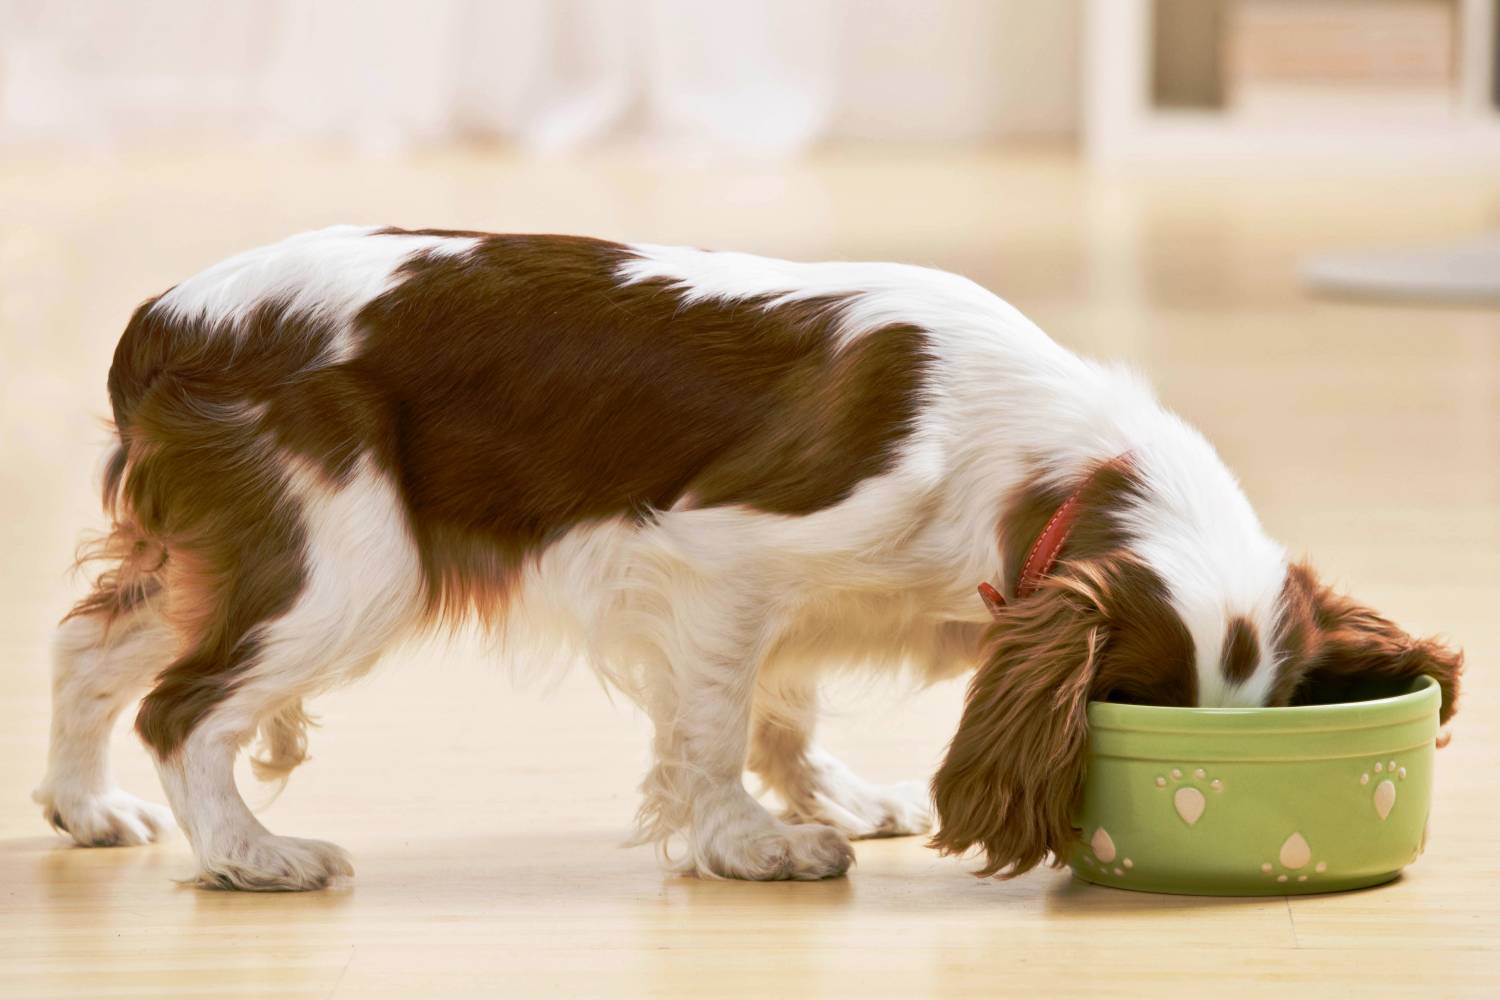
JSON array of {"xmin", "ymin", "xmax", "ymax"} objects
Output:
[{"xmin": 35, "ymin": 227, "xmax": 1462, "ymax": 890}]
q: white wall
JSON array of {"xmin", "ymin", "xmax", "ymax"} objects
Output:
[{"xmin": 0, "ymin": 0, "xmax": 1081, "ymax": 154}]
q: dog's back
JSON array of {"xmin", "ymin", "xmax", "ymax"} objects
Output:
[{"xmin": 101, "ymin": 225, "xmax": 953, "ymax": 684}]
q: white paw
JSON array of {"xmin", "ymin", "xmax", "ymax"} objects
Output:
[
  {"xmin": 196, "ymin": 834, "xmax": 353, "ymax": 892},
  {"xmin": 35, "ymin": 786, "xmax": 174, "ymax": 847},
  {"xmin": 704, "ymin": 822, "xmax": 854, "ymax": 881},
  {"xmin": 790, "ymin": 752, "xmax": 933, "ymax": 840}
]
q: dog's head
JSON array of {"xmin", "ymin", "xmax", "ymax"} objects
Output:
[
  {"xmin": 1268, "ymin": 560, "xmax": 1462, "ymax": 724},
  {"xmin": 929, "ymin": 550, "xmax": 1462, "ymax": 879}
]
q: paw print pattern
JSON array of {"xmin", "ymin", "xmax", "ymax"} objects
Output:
[
  {"xmin": 1155, "ymin": 766, "xmax": 1224, "ymax": 826},
  {"xmin": 1360, "ymin": 759, "xmax": 1405, "ymax": 820},
  {"xmin": 1261, "ymin": 833, "xmax": 1327, "ymax": 884},
  {"xmin": 1086, "ymin": 827, "xmax": 1133, "ymax": 877}
]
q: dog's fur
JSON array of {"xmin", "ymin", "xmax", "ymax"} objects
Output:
[{"xmin": 34, "ymin": 227, "xmax": 1463, "ymax": 889}]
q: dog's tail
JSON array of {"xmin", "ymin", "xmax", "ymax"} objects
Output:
[{"xmin": 65, "ymin": 297, "xmax": 176, "ymax": 629}]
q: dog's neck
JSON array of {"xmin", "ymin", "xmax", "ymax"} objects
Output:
[{"xmin": 983, "ymin": 454, "xmax": 1136, "ymax": 614}]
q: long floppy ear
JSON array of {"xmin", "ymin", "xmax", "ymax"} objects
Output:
[
  {"xmin": 929, "ymin": 565, "xmax": 1110, "ymax": 878},
  {"xmin": 1276, "ymin": 562, "xmax": 1463, "ymax": 725}
]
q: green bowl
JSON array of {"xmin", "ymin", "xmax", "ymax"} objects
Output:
[{"xmin": 1069, "ymin": 676, "xmax": 1439, "ymax": 895}]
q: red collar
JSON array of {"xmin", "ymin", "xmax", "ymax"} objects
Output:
[{"xmin": 977, "ymin": 463, "xmax": 1114, "ymax": 616}]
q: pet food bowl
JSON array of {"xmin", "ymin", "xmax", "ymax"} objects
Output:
[{"xmin": 1068, "ymin": 675, "xmax": 1440, "ymax": 895}]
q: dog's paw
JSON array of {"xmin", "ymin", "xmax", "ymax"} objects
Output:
[
  {"xmin": 196, "ymin": 834, "xmax": 353, "ymax": 892},
  {"xmin": 788, "ymin": 752, "xmax": 933, "ymax": 840},
  {"xmin": 816, "ymin": 778, "xmax": 934, "ymax": 840},
  {"xmin": 35, "ymin": 786, "xmax": 174, "ymax": 847},
  {"xmin": 705, "ymin": 822, "xmax": 854, "ymax": 881}
]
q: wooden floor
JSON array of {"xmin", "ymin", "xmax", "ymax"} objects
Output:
[{"xmin": 0, "ymin": 146, "xmax": 1496, "ymax": 998}]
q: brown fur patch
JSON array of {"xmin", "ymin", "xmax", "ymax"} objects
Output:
[
  {"xmin": 102, "ymin": 296, "xmax": 342, "ymax": 757},
  {"xmin": 66, "ymin": 521, "xmax": 165, "ymax": 627},
  {"xmin": 996, "ymin": 457, "xmax": 1196, "ymax": 704},
  {"xmin": 1220, "ymin": 615, "xmax": 1260, "ymax": 685},
  {"xmin": 1271, "ymin": 561, "xmax": 1462, "ymax": 723},
  {"xmin": 930, "ymin": 550, "xmax": 1195, "ymax": 878},
  {"xmin": 997, "ymin": 456, "xmax": 1145, "ymax": 599},
  {"xmin": 353, "ymin": 232, "xmax": 931, "ymax": 622}
]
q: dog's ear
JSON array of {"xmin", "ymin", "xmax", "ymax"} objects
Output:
[
  {"xmin": 929, "ymin": 562, "xmax": 1113, "ymax": 878},
  {"xmin": 1275, "ymin": 561, "xmax": 1463, "ymax": 725}
]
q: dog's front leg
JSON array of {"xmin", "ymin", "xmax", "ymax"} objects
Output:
[
  {"xmin": 750, "ymin": 678, "xmax": 932, "ymax": 840},
  {"xmin": 634, "ymin": 593, "xmax": 853, "ymax": 881}
]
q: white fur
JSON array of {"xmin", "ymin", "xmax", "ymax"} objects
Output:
[
  {"xmin": 154, "ymin": 454, "xmax": 423, "ymax": 889},
  {"xmin": 34, "ymin": 607, "xmax": 177, "ymax": 845},
  {"xmin": 1121, "ymin": 438, "xmax": 1288, "ymax": 706},
  {"xmin": 781, "ymin": 746, "xmax": 933, "ymax": 839},
  {"xmin": 153, "ymin": 224, "xmax": 480, "ymax": 363}
]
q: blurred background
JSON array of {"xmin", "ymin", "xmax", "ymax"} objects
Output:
[
  {"xmin": 2, "ymin": 0, "xmax": 1496, "ymax": 161},
  {"xmin": 1, "ymin": 0, "xmax": 1081, "ymax": 154},
  {"xmin": 2, "ymin": 4, "xmax": 1499, "ymax": 993}
]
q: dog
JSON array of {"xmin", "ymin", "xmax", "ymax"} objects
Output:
[{"xmin": 34, "ymin": 226, "xmax": 1462, "ymax": 890}]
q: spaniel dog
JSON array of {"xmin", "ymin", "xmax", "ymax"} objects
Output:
[{"xmin": 34, "ymin": 227, "xmax": 1462, "ymax": 889}]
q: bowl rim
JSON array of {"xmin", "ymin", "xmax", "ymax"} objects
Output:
[{"xmin": 1087, "ymin": 675, "xmax": 1440, "ymax": 735}]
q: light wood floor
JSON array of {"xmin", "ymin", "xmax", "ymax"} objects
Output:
[{"xmin": 1, "ymin": 147, "xmax": 1496, "ymax": 998}]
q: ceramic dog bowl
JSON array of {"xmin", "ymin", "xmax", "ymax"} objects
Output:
[{"xmin": 1068, "ymin": 676, "xmax": 1440, "ymax": 895}]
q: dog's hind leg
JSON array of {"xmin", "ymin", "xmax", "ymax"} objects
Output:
[
  {"xmin": 140, "ymin": 457, "xmax": 422, "ymax": 890},
  {"xmin": 34, "ymin": 595, "xmax": 177, "ymax": 846},
  {"xmin": 749, "ymin": 677, "xmax": 932, "ymax": 840}
]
